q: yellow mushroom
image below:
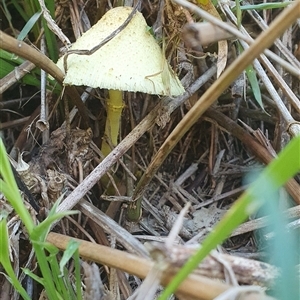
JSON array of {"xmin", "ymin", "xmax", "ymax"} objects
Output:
[{"xmin": 57, "ymin": 6, "xmax": 185, "ymax": 156}]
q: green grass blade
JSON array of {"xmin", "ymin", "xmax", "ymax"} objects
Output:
[
  {"xmin": 59, "ymin": 240, "xmax": 80, "ymax": 275},
  {"xmin": 42, "ymin": 17, "xmax": 59, "ymax": 61},
  {"xmin": 46, "ymin": 245, "xmax": 68, "ymax": 297},
  {"xmin": 31, "ymin": 243, "xmax": 58, "ymax": 298},
  {"xmin": 17, "ymin": 11, "xmax": 42, "ymax": 41},
  {"xmin": 9, "ymin": 0, "xmax": 40, "ymax": 40},
  {"xmin": 159, "ymin": 135, "xmax": 300, "ymax": 299},
  {"xmin": 0, "ymin": 140, "xmax": 20, "ymax": 188},
  {"xmin": 0, "ymin": 139, "xmax": 69, "ymax": 298},
  {"xmin": 11, "ymin": 0, "xmax": 30, "ymax": 22},
  {"xmin": 0, "ymin": 214, "xmax": 31, "ymax": 300},
  {"xmin": 261, "ymin": 199, "xmax": 299, "ymax": 300},
  {"xmin": 59, "ymin": 240, "xmax": 81, "ymax": 299},
  {"xmin": 235, "ymin": 0, "xmax": 242, "ymax": 28},
  {"xmin": 236, "ymin": 42, "xmax": 263, "ymax": 110},
  {"xmin": 22, "ymin": 268, "xmax": 44, "ymax": 285},
  {"xmin": 44, "ymin": 240, "xmax": 81, "ymax": 299},
  {"xmin": 0, "ymin": 58, "xmax": 18, "ymax": 79},
  {"xmin": 0, "ymin": 140, "xmax": 34, "ymax": 233},
  {"xmin": 0, "ymin": 49, "xmax": 24, "ymax": 63},
  {"xmin": 245, "ymin": 64, "xmax": 263, "ymax": 109},
  {"xmin": 73, "ymin": 247, "xmax": 82, "ymax": 300},
  {"xmin": 31, "ymin": 211, "xmax": 78, "ymax": 242},
  {"xmin": 0, "ymin": 49, "xmax": 57, "ymax": 89},
  {"xmin": 43, "ymin": 242, "xmax": 72, "ymax": 299}
]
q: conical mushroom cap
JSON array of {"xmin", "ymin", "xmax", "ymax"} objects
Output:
[{"xmin": 57, "ymin": 7, "xmax": 185, "ymax": 96}]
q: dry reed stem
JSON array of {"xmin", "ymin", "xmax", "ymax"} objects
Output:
[{"xmin": 47, "ymin": 232, "xmax": 230, "ymax": 300}]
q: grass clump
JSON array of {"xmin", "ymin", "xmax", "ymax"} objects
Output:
[{"xmin": 0, "ymin": 138, "xmax": 81, "ymax": 299}]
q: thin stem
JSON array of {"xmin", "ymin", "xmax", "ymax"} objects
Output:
[{"xmin": 101, "ymin": 90, "xmax": 124, "ymax": 156}]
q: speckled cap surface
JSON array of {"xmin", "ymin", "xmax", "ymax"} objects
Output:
[{"xmin": 57, "ymin": 7, "xmax": 185, "ymax": 96}]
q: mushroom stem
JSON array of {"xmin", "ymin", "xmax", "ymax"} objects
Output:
[{"xmin": 101, "ymin": 89, "xmax": 124, "ymax": 156}]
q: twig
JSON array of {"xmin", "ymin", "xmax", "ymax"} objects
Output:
[
  {"xmin": 231, "ymin": 204, "xmax": 300, "ymax": 236},
  {"xmin": 37, "ymin": 0, "xmax": 71, "ymax": 46},
  {"xmin": 0, "ymin": 61, "xmax": 36, "ymax": 94},
  {"xmin": 36, "ymin": 36, "xmax": 50, "ymax": 137},
  {"xmin": 79, "ymin": 200, "xmax": 148, "ymax": 257}
]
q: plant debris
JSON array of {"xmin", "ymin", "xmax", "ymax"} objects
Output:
[{"xmin": 0, "ymin": 0, "xmax": 299, "ymax": 299}]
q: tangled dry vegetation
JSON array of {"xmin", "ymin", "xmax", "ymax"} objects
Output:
[{"xmin": 0, "ymin": 0, "xmax": 300, "ymax": 299}]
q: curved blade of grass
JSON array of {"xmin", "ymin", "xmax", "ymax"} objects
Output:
[
  {"xmin": 236, "ymin": 42, "xmax": 263, "ymax": 110},
  {"xmin": 42, "ymin": 242, "xmax": 75, "ymax": 299},
  {"xmin": 31, "ymin": 211, "xmax": 78, "ymax": 242},
  {"xmin": 17, "ymin": 11, "xmax": 42, "ymax": 41},
  {"xmin": 59, "ymin": 240, "xmax": 80, "ymax": 276},
  {"xmin": 43, "ymin": 241, "xmax": 80, "ymax": 300},
  {"xmin": 52, "ymin": 242, "xmax": 82, "ymax": 299},
  {"xmin": 22, "ymin": 268, "xmax": 44, "ymax": 285},
  {"xmin": 0, "ymin": 139, "xmax": 58, "ymax": 297},
  {"xmin": 30, "ymin": 194, "xmax": 78, "ymax": 242},
  {"xmin": 28, "ymin": 230, "xmax": 65, "ymax": 297},
  {"xmin": 7, "ymin": 0, "xmax": 58, "ymax": 60},
  {"xmin": 0, "ymin": 214, "xmax": 31, "ymax": 300},
  {"xmin": 46, "ymin": 245, "xmax": 69, "ymax": 298},
  {"xmin": 245, "ymin": 64, "xmax": 263, "ymax": 109},
  {"xmin": 10, "ymin": 0, "xmax": 40, "ymax": 38},
  {"xmin": 235, "ymin": 0, "xmax": 242, "ymax": 28},
  {"xmin": 159, "ymin": 135, "xmax": 300, "ymax": 299},
  {"xmin": 73, "ymin": 247, "xmax": 82, "ymax": 300},
  {"xmin": 0, "ymin": 140, "xmax": 34, "ymax": 233}
]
